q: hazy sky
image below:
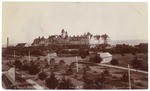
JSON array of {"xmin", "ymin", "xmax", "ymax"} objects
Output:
[{"xmin": 2, "ymin": 2, "xmax": 148, "ymax": 46}]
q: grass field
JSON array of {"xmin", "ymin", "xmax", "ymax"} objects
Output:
[{"xmin": 112, "ymin": 53, "xmax": 148, "ymax": 69}]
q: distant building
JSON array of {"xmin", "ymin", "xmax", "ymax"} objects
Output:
[
  {"xmin": 32, "ymin": 29, "xmax": 107, "ymax": 47},
  {"xmin": 15, "ymin": 43, "xmax": 28, "ymax": 48}
]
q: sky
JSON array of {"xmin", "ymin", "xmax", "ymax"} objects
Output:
[{"xmin": 2, "ymin": 2, "xmax": 148, "ymax": 46}]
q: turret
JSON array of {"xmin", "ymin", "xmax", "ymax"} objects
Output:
[{"xmin": 61, "ymin": 29, "xmax": 66, "ymax": 38}]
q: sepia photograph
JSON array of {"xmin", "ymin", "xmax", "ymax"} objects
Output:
[{"xmin": 2, "ymin": 2, "xmax": 148, "ymax": 90}]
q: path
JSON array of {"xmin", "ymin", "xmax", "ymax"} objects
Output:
[
  {"xmin": 21, "ymin": 74, "xmax": 44, "ymax": 90},
  {"xmin": 97, "ymin": 64, "xmax": 148, "ymax": 74}
]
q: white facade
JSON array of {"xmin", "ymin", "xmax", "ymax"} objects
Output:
[{"xmin": 97, "ymin": 52, "xmax": 112, "ymax": 63}]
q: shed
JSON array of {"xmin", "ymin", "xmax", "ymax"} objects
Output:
[{"xmin": 97, "ymin": 52, "xmax": 112, "ymax": 63}]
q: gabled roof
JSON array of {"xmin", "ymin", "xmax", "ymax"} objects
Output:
[
  {"xmin": 15, "ymin": 43, "xmax": 27, "ymax": 47},
  {"xmin": 97, "ymin": 52, "xmax": 112, "ymax": 58}
]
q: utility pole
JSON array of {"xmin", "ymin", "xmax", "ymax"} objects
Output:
[
  {"xmin": 28, "ymin": 51, "xmax": 30, "ymax": 62},
  {"xmin": 48, "ymin": 53, "xmax": 49, "ymax": 61},
  {"xmin": 76, "ymin": 56, "xmax": 78, "ymax": 73},
  {"xmin": 14, "ymin": 50, "xmax": 15, "ymax": 60},
  {"xmin": 128, "ymin": 64, "xmax": 131, "ymax": 89},
  {"xmin": 14, "ymin": 50, "xmax": 16, "ymax": 82},
  {"xmin": 7, "ymin": 37, "xmax": 9, "ymax": 48}
]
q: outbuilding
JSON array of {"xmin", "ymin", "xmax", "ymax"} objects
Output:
[
  {"xmin": 97, "ymin": 52, "xmax": 112, "ymax": 63},
  {"xmin": 89, "ymin": 52, "xmax": 112, "ymax": 63}
]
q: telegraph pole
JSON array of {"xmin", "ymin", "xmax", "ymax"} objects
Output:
[
  {"xmin": 7, "ymin": 37, "xmax": 9, "ymax": 48},
  {"xmin": 128, "ymin": 64, "xmax": 131, "ymax": 89},
  {"xmin": 14, "ymin": 50, "xmax": 16, "ymax": 60},
  {"xmin": 28, "ymin": 51, "xmax": 30, "ymax": 61},
  {"xmin": 48, "ymin": 53, "xmax": 50, "ymax": 62},
  {"xmin": 76, "ymin": 56, "xmax": 78, "ymax": 73},
  {"xmin": 14, "ymin": 50, "xmax": 16, "ymax": 81}
]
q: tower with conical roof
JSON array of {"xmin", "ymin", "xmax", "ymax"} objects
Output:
[{"xmin": 61, "ymin": 29, "xmax": 66, "ymax": 38}]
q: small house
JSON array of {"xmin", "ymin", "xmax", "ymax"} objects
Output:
[
  {"xmin": 89, "ymin": 52, "xmax": 112, "ymax": 63},
  {"xmin": 97, "ymin": 52, "xmax": 112, "ymax": 63}
]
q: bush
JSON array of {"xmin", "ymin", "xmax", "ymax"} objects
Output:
[
  {"xmin": 66, "ymin": 69, "xmax": 73, "ymax": 75},
  {"xmin": 85, "ymin": 66, "xmax": 91, "ymax": 71},
  {"xmin": 28, "ymin": 62, "xmax": 39, "ymax": 75},
  {"xmin": 22, "ymin": 64, "xmax": 29, "ymax": 71},
  {"xmin": 57, "ymin": 77, "xmax": 75, "ymax": 89},
  {"xmin": 45, "ymin": 72, "xmax": 58, "ymax": 89},
  {"xmin": 101, "ymin": 69, "xmax": 110, "ymax": 76},
  {"xmin": 14, "ymin": 60, "xmax": 22, "ymax": 70},
  {"xmin": 90, "ymin": 55, "xmax": 102, "ymax": 63},
  {"xmin": 59, "ymin": 60, "xmax": 65, "ymax": 67},
  {"xmin": 69, "ymin": 62, "xmax": 76, "ymax": 68},
  {"xmin": 38, "ymin": 71, "xmax": 47, "ymax": 80},
  {"xmin": 54, "ymin": 64, "xmax": 60, "ymax": 71},
  {"xmin": 131, "ymin": 57, "xmax": 143, "ymax": 70},
  {"xmin": 120, "ymin": 72, "xmax": 129, "ymax": 82},
  {"xmin": 110, "ymin": 58, "xmax": 118, "ymax": 66},
  {"xmin": 49, "ymin": 58, "xmax": 56, "ymax": 67}
]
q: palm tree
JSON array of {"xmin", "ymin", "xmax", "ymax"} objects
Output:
[{"xmin": 101, "ymin": 34, "xmax": 109, "ymax": 45}]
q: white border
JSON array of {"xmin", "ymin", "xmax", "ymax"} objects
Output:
[{"xmin": 0, "ymin": 0, "xmax": 149, "ymax": 91}]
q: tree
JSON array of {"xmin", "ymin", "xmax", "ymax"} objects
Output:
[
  {"xmin": 90, "ymin": 55, "xmax": 102, "ymax": 63},
  {"xmin": 131, "ymin": 57, "xmax": 143, "ymax": 70},
  {"xmin": 22, "ymin": 60, "xmax": 29, "ymax": 71},
  {"xmin": 22, "ymin": 63, "xmax": 29, "ymax": 71},
  {"xmin": 80, "ymin": 50, "xmax": 89, "ymax": 59},
  {"xmin": 28, "ymin": 61, "xmax": 39, "ymax": 75},
  {"xmin": 45, "ymin": 72, "xmax": 58, "ymax": 89},
  {"xmin": 83, "ymin": 68, "xmax": 107, "ymax": 89},
  {"xmin": 120, "ymin": 72, "xmax": 129, "ymax": 82},
  {"xmin": 82, "ymin": 68, "xmax": 88, "ymax": 82},
  {"xmin": 57, "ymin": 77, "xmax": 75, "ymax": 89},
  {"xmin": 38, "ymin": 71, "xmax": 47, "ymax": 80},
  {"xmin": 110, "ymin": 58, "xmax": 118, "ymax": 66},
  {"xmin": 49, "ymin": 58, "xmax": 56, "ymax": 67},
  {"xmin": 14, "ymin": 60, "xmax": 22, "ymax": 70},
  {"xmin": 59, "ymin": 60, "xmax": 65, "ymax": 67},
  {"xmin": 83, "ymin": 77, "xmax": 94, "ymax": 89},
  {"xmin": 69, "ymin": 62, "xmax": 76, "ymax": 68},
  {"xmin": 101, "ymin": 69, "xmax": 110, "ymax": 77},
  {"xmin": 83, "ymin": 76, "xmax": 106, "ymax": 89},
  {"xmin": 16, "ymin": 76, "xmax": 26, "ymax": 83},
  {"xmin": 37, "ymin": 57, "xmax": 40, "ymax": 61},
  {"xmin": 66, "ymin": 68, "xmax": 73, "ymax": 75},
  {"xmin": 95, "ymin": 74, "xmax": 107, "ymax": 89},
  {"xmin": 85, "ymin": 66, "xmax": 91, "ymax": 71},
  {"xmin": 54, "ymin": 64, "xmax": 60, "ymax": 71}
]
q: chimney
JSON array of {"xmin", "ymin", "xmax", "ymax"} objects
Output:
[{"xmin": 7, "ymin": 37, "xmax": 9, "ymax": 48}]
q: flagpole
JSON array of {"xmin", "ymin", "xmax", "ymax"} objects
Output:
[
  {"xmin": 76, "ymin": 56, "xmax": 78, "ymax": 73},
  {"xmin": 128, "ymin": 64, "xmax": 131, "ymax": 89}
]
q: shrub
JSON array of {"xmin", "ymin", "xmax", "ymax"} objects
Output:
[
  {"xmin": 66, "ymin": 69, "xmax": 73, "ymax": 75},
  {"xmin": 45, "ymin": 72, "xmax": 58, "ymax": 89},
  {"xmin": 14, "ymin": 60, "xmax": 22, "ymax": 70},
  {"xmin": 38, "ymin": 71, "xmax": 47, "ymax": 80},
  {"xmin": 57, "ymin": 77, "xmax": 75, "ymax": 89},
  {"xmin": 120, "ymin": 72, "xmax": 130, "ymax": 82},
  {"xmin": 90, "ymin": 55, "xmax": 102, "ymax": 63},
  {"xmin": 110, "ymin": 58, "xmax": 118, "ymax": 66},
  {"xmin": 131, "ymin": 57, "xmax": 143, "ymax": 70}
]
